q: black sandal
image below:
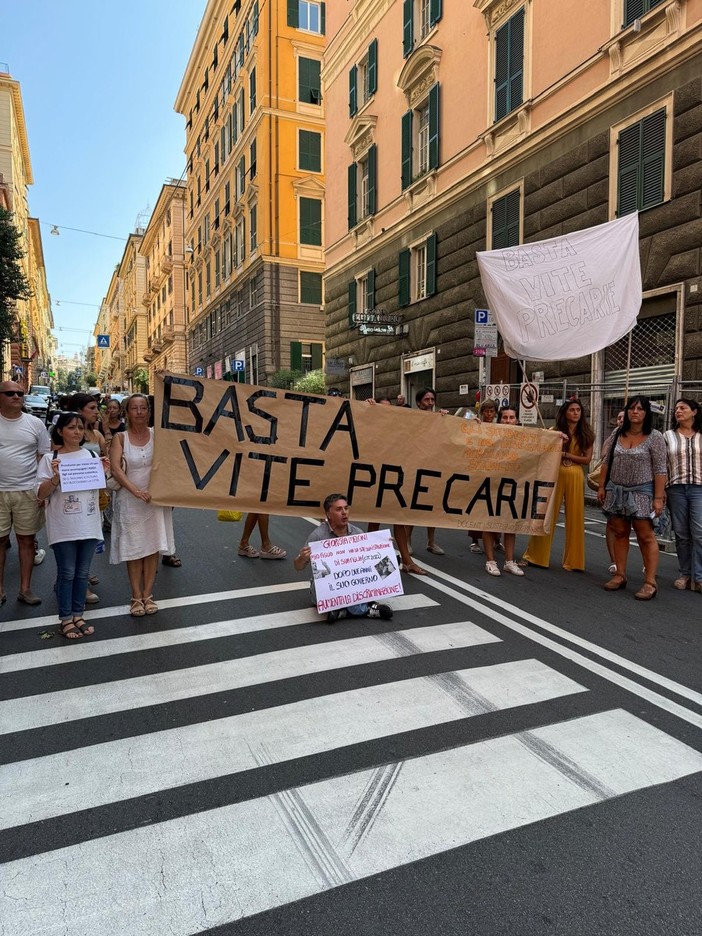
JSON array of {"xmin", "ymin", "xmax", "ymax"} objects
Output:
[
  {"xmin": 161, "ymin": 555, "xmax": 182, "ymax": 567},
  {"xmin": 73, "ymin": 617, "xmax": 95, "ymax": 636},
  {"xmin": 59, "ymin": 620, "xmax": 83, "ymax": 640}
]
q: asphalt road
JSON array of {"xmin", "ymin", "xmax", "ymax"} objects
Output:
[{"xmin": 1, "ymin": 507, "xmax": 701, "ymax": 936}]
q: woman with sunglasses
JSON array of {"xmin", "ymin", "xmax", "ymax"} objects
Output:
[
  {"xmin": 597, "ymin": 395, "xmax": 666, "ymax": 600},
  {"xmin": 36, "ymin": 413, "xmax": 107, "ymax": 638}
]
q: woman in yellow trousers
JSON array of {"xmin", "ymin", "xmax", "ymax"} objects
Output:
[{"xmin": 523, "ymin": 400, "xmax": 594, "ymax": 571}]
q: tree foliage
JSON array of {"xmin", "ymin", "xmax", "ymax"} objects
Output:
[
  {"xmin": 132, "ymin": 367, "xmax": 149, "ymax": 393},
  {"xmin": 0, "ymin": 208, "xmax": 33, "ymax": 371},
  {"xmin": 269, "ymin": 368, "xmax": 302, "ymax": 389},
  {"xmin": 293, "ymin": 369, "xmax": 326, "ymax": 394}
]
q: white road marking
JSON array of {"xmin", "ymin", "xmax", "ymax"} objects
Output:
[
  {"xmin": 0, "ymin": 621, "xmax": 499, "ymax": 735},
  {"xmin": 0, "ymin": 658, "xmax": 586, "ymax": 830},
  {"xmin": 2, "ymin": 709, "xmax": 700, "ymax": 935},
  {"xmin": 411, "ymin": 569, "xmax": 702, "ymax": 729},
  {"xmin": 0, "ymin": 581, "xmax": 311, "ymax": 633},
  {"xmin": 0, "ymin": 594, "xmax": 438, "ymax": 674}
]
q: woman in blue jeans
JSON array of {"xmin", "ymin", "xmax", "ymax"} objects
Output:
[
  {"xmin": 664, "ymin": 398, "xmax": 702, "ymax": 591},
  {"xmin": 36, "ymin": 412, "xmax": 107, "ymax": 638}
]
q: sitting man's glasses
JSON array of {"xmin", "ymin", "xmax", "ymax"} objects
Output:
[{"xmin": 1, "ymin": 390, "xmax": 25, "ymax": 397}]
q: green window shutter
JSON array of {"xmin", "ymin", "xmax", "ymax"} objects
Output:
[
  {"xmin": 367, "ymin": 268, "xmax": 376, "ymax": 310},
  {"xmin": 430, "ymin": 0, "xmax": 442, "ymax": 27},
  {"xmin": 495, "ymin": 8, "xmax": 524, "ymax": 122},
  {"xmin": 299, "ymin": 58, "xmax": 321, "ymax": 103},
  {"xmin": 348, "ymin": 162, "xmax": 357, "ymax": 229},
  {"xmin": 428, "ymin": 83, "xmax": 440, "ymax": 170},
  {"xmin": 491, "ymin": 189, "xmax": 521, "ymax": 248},
  {"xmin": 617, "ymin": 123, "xmax": 642, "ymax": 217},
  {"xmin": 402, "ymin": 0, "xmax": 414, "ymax": 57},
  {"xmin": 641, "ymin": 108, "xmax": 666, "ymax": 210},
  {"xmin": 399, "ymin": 249, "xmax": 411, "ymax": 307},
  {"xmin": 290, "ymin": 341, "xmax": 303, "ymax": 372},
  {"xmin": 299, "ymin": 130, "xmax": 321, "ymax": 171},
  {"xmin": 300, "ymin": 271, "xmax": 322, "ymax": 304},
  {"xmin": 239, "ymin": 155, "xmax": 246, "ymax": 194},
  {"xmin": 320, "ymin": 2, "xmax": 326, "ymax": 35},
  {"xmin": 368, "ymin": 39, "xmax": 378, "ymax": 95},
  {"xmin": 287, "ymin": 0, "xmax": 299, "ymax": 28},
  {"xmin": 311, "ymin": 343, "xmax": 323, "ymax": 370},
  {"xmin": 624, "ymin": 0, "xmax": 663, "ymax": 26},
  {"xmin": 367, "ymin": 144, "xmax": 377, "ymax": 216},
  {"xmin": 426, "ymin": 233, "xmax": 438, "ymax": 297},
  {"xmin": 348, "ymin": 280, "xmax": 357, "ymax": 327},
  {"xmin": 349, "ymin": 65, "xmax": 358, "ymax": 117},
  {"xmin": 300, "ymin": 197, "xmax": 322, "ymax": 245},
  {"xmin": 401, "ymin": 110, "xmax": 413, "ymax": 190}
]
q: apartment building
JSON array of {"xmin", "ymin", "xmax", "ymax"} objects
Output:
[
  {"xmin": 0, "ymin": 66, "xmax": 52, "ymax": 385},
  {"xmin": 175, "ymin": 0, "xmax": 326, "ymax": 385},
  {"xmin": 324, "ymin": 0, "xmax": 702, "ymax": 441},
  {"xmin": 140, "ymin": 180, "xmax": 189, "ymax": 384}
]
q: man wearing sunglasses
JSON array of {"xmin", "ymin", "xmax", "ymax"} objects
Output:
[{"xmin": 0, "ymin": 380, "xmax": 50, "ymax": 606}]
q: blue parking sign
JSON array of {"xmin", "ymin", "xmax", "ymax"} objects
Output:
[
  {"xmin": 233, "ymin": 360, "xmax": 245, "ymax": 371},
  {"xmin": 194, "ymin": 367, "xmax": 204, "ymax": 376},
  {"xmin": 475, "ymin": 309, "xmax": 491, "ymax": 326}
]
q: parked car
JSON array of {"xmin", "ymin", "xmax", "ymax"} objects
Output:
[
  {"xmin": 30, "ymin": 385, "xmax": 52, "ymax": 399},
  {"xmin": 24, "ymin": 393, "xmax": 50, "ymax": 421}
]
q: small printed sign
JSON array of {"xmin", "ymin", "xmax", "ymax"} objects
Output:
[
  {"xmin": 310, "ymin": 530, "xmax": 404, "ymax": 614},
  {"xmin": 58, "ymin": 458, "xmax": 106, "ymax": 493}
]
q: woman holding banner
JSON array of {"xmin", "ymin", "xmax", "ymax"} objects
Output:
[
  {"xmin": 523, "ymin": 400, "xmax": 593, "ymax": 572},
  {"xmin": 597, "ymin": 396, "xmax": 666, "ymax": 600},
  {"xmin": 109, "ymin": 393, "xmax": 175, "ymax": 617}
]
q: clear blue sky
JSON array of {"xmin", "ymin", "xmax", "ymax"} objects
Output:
[{"xmin": 2, "ymin": 0, "xmax": 206, "ymax": 359}]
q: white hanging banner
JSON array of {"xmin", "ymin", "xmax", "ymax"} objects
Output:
[{"xmin": 476, "ymin": 214, "xmax": 642, "ymax": 361}]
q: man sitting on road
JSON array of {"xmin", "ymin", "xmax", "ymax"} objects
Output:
[
  {"xmin": 294, "ymin": 492, "xmax": 394, "ymax": 624},
  {"xmin": 0, "ymin": 380, "xmax": 50, "ymax": 606}
]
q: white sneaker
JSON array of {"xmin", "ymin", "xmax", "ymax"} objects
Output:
[
  {"xmin": 608, "ymin": 563, "xmax": 617, "ymax": 575},
  {"xmin": 33, "ymin": 548, "xmax": 46, "ymax": 566},
  {"xmin": 503, "ymin": 560, "xmax": 525, "ymax": 576},
  {"xmin": 485, "ymin": 560, "xmax": 501, "ymax": 576}
]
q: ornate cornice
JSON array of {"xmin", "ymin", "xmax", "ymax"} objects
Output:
[
  {"xmin": 397, "ymin": 45, "xmax": 442, "ymax": 104},
  {"xmin": 344, "ymin": 115, "xmax": 378, "ymax": 160},
  {"xmin": 474, "ymin": 0, "xmax": 525, "ymax": 30}
]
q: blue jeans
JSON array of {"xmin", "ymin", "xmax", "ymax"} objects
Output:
[
  {"xmin": 666, "ymin": 484, "xmax": 702, "ymax": 583},
  {"xmin": 51, "ymin": 539, "xmax": 98, "ymax": 620}
]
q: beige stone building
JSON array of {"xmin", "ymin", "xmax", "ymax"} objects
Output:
[
  {"xmin": 175, "ymin": 0, "xmax": 326, "ymax": 385},
  {"xmin": 0, "ymin": 66, "xmax": 52, "ymax": 386},
  {"xmin": 140, "ymin": 180, "xmax": 189, "ymax": 384},
  {"xmin": 100, "ymin": 232, "xmax": 149, "ymax": 392},
  {"xmin": 324, "ymin": 0, "xmax": 702, "ymax": 448}
]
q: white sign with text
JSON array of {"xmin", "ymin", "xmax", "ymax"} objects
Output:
[
  {"xmin": 58, "ymin": 458, "xmax": 107, "ymax": 493},
  {"xmin": 310, "ymin": 530, "xmax": 404, "ymax": 614}
]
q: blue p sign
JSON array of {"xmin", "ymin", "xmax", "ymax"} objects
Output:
[
  {"xmin": 475, "ymin": 309, "xmax": 490, "ymax": 325},
  {"xmin": 233, "ymin": 360, "xmax": 245, "ymax": 371},
  {"xmin": 194, "ymin": 367, "xmax": 204, "ymax": 376}
]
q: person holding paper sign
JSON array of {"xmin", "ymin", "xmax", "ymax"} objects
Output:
[
  {"xmin": 523, "ymin": 399, "xmax": 593, "ymax": 572},
  {"xmin": 294, "ymin": 493, "xmax": 393, "ymax": 623},
  {"xmin": 36, "ymin": 413, "xmax": 105, "ymax": 639}
]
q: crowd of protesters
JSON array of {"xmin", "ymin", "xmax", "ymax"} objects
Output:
[{"xmin": 1, "ymin": 377, "xmax": 699, "ymax": 638}]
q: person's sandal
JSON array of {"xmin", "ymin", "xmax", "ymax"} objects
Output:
[
  {"xmin": 59, "ymin": 620, "xmax": 83, "ymax": 640},
  {"xmin": 130, "ymin": 598, "xmax": 146, "ymax": 617},
  {"xmin": 143, "ymin": 596, "xmax": 159, "ymax": 615},
  {"xmin": 400, "ymin": 562, "xmax": 427, "ymax": 575},
  {"xmin": 603, "ymin": 575, "xmax": 627, "ymax": 591},
  {"xmin": 634, "ymin": 582, "xmax": 658, "ymax": 601},
  {"xmin": 162, "ymin": 555, "xmax": 182, "ymax": 567},
  {"xmin": 673, "ymin": 576, "xmax": 691, "ymax": 590},
  {"xmin": 259, "ymin": 544, "xmax": 287, "ymax": 559},
  {"xmin": 238, "ymin": 544, "xmax": 260, "ymax": 558},
  {"xmin": 73, "ymin": 617, "xmax": 94, "ymax": 636}
]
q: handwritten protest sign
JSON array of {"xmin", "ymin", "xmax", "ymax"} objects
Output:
[
  {"xmin": 310, "ymin": 530, "xmax": 403, "ymax": 614},
  {"xmin": 58, "ymin": 457, "xmax": 106, "ymax": 492},
  {"xmin": 150, "ymin": 374, "xmax": 563, "ymax": 534},
  {"xmin": 476, "ymin": 214, "xmax": 641, "ymax": 361}
]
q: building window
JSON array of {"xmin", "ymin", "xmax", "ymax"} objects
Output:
[
  {"xmin": 290, "ymin": 340, "xmax": 323, "ymax": 373},
  {"xmin": 236, "ymin": 216, "xmax": 246, "ymax": 266},
  {"xmin": 399, "ymin": 233, "xmax": 437, "ymax": 306},
  {"xmin": 249, "ymin": 274, "xmax": 260, "ymax": 310},
  {"xmin": 401, "ymin": 84, "xmax": 439, "ymax": 189},
  {"xmin": 494, "ymin": 7, "xmax": 524, "ymax": 122},
  {"xmin": 403, "ymin": 0, "xmax": 442, "ymax": 57},
  {"xmin": 623, "ymin": 0, "xmax": 665, "ymax": 27},
  {"xmin": 250, "ymin": 203, "xmax": 257, "ymax": 254},
  {"xmin": 300, "ymin": 271, "xmax": 322, "ymax": 304},
  {"xmin": 238, "ymin": 88, "xmax": 245, "ymax": 133},
  {"xmin": 347, "ymin": 271, "xmax": 375, "ymax": 327},
  {"xmin": 236, "ymin": 155, "xmax": 246, "ymax": 199},
  {"xmin": 299, "ymin": 57, "xmax": 322, "ymax": 105},
  {"xmin": 250, "ymin": 138, "xmax": 257, "ymax": 178},
  {"xmin": 205, "ymin": 260, "xmax": 211, "ymax": 298},
  {"xmin": 299, "ymin": 130, "xmax": 322, "ymax": 172},
  {"xmin": 349, "ymin": 39, "xmax": 378, "ymax": 116},
  {"xmin": 617, "ymin": 107, "xmax": 666, "ymax": 216},
  {"xmin": 288, "ymin": 0, "xmax": 325, "ymax": 34},
  {"xmin": 249, "ymin": 67, "xmax": 256, "ymax": 112},
  {"xmin": 347, "ymin": 144, "xmax": 377, "ymax": 229},
  {"xmin": 299, "ymin": 197, "xmax": 322, "ymax": 246},
  {"xmin": 490, "ymin": 189, "xmax": 521, "ymax": 249}
]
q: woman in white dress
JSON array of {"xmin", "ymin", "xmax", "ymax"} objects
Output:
[{"xmin": 109, "ymin": 394, "xmax": 174, "ymax": 617}]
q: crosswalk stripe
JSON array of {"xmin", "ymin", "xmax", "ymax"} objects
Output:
[
  {"xmin": 0, "ymin": 593, "xmax": 439, "ymax": 674},
  {"xmin": 0, "ymin": 658, "xmax": 586, "ymax": 831},
  {"xmin": 3, "ymin": 708, "xmax": 700, "ymax": 935},
  {"xmin": 0, "ymin": 620, "xmax": 500, "ymax": 735},
  {"xmin": 0, "ymin": 581, "xmax": 311, "ymax": 633}
]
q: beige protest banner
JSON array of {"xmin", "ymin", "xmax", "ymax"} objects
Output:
[{"xmin": 151, "ymin": 373, "xmax": 563, "ymax": 534}]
